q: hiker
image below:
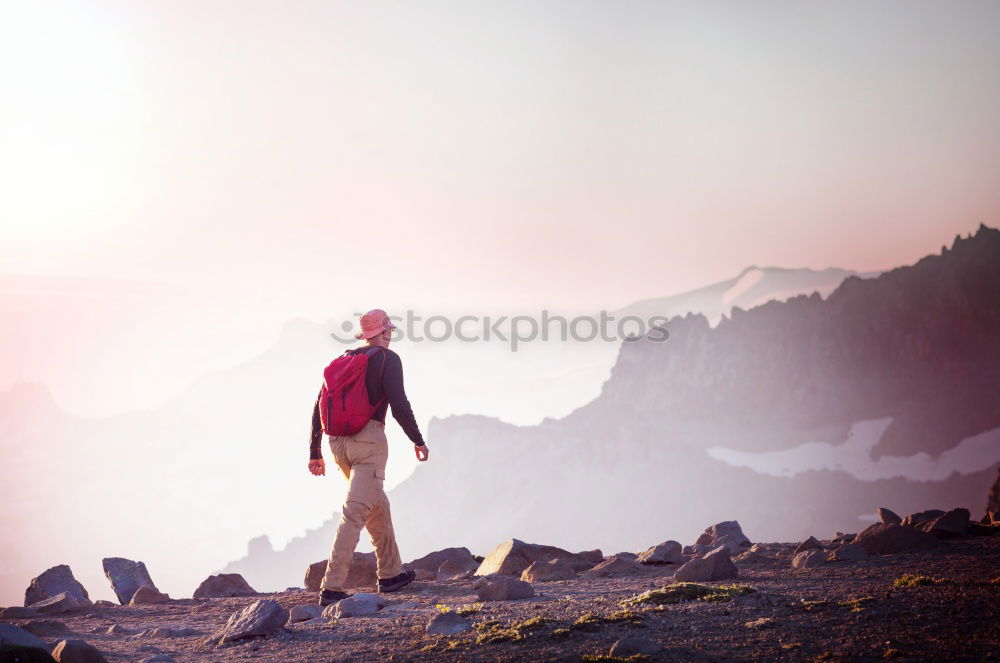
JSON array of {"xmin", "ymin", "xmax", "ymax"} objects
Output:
[{"xmin": 308, "ymin": 308, "xmax": 429, "ymax": 606}]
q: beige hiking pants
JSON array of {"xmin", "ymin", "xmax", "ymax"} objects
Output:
[{"xmin": 320, "ymin": 419, "xmax": 402, "ymax": 592}]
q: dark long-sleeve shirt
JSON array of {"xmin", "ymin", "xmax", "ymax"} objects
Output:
[{"xmin": 310, "ymin": 346, "xmax": 425, "ymax": 459}]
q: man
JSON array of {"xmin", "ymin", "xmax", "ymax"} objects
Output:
[{"xmin": 308, "ymin": 309, "xmax": 429, "ymax": 606}]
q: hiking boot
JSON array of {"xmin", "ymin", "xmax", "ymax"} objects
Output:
[
  {"xmin": 318, "ymin": 588, "xmax": 351, "ymax": 607},
  {"xmin": 377, "ymin": 569, "xmax": 416, "ymax": 593}
]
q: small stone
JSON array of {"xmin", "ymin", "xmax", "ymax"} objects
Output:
[
  {"xmin": 476, "ymin": 578, "xmax": 534, "ymax": 601},
  {"xmin": 288, "ymin": 604, "xmax": 322, "ymax": 623},
  {"xmin": 93, "ymin": 600, "xmax": 117, "ymax": 608},
  {"xmin": 637, "ymin": 540, "xmax": 683, "ymax": 565},
  {"xmin": 192, "ymin": 573, "xmax": 256, "ymax": 599},
  {"xmin": 426, "ymin": 611, "xmax": 472, "ymax": 635},
  {"xmin": 51, "ymin": 638, "xmax": 108, "ymax": 663},
  {"xmin": 211, "ymin": 599, "xmax": 289, "ymax": 644},
  {"xmin": 791, "ymin": 549, "xmax": 826, "ymax": 569},
  {"xmin": 105, "ymin": 624, "xmax": 131, "ymax": 636},
  {"xmin": 334, "ymin": 592, "xmax": 386, "ymax": 618},
  {"xmin": 139, "ymin": 656, "xmax": 177, "ymax": 663},
  {"xmin": 520, "ymin": 559, "xmax": 576, "ymax": 583},
  {"xmin": 610, "ymin": 636, "xmax": 662, "ymax": 657},
  {"xmin": 129, "ymin": 585, "xmax": 170, "ymax": 605}
]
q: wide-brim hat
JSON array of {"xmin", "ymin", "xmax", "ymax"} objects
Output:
[{"xmin": 354, "ymin": 309, "xmax": 398, "ymax": 340}]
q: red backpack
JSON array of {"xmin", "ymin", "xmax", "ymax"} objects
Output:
[{"xmin": 319, "ymin": 346, "xmax": 386, "ymax": 437}]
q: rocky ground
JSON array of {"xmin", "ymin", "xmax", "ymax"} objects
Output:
[{"xmin": 3, "ymin": 534, "xmax": 999, "ymax": 662}]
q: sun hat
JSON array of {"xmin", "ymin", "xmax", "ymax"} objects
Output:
[{"xmin": 354, "ymin": 309, "xmax": 397, "ymax": 340}]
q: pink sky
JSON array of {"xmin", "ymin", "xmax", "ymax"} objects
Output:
[{"xmin": 2, "ymin": 0, "xmax": 999, "ymax": 414}]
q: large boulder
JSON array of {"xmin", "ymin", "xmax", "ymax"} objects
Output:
[
  {"xmin": 51, "ymin": 638, "xmax": 108, "ymax": 663},
  {"xmin": 901, "ymin": 509, "xmax": 945, "ymax": 528},
  {"xmin": 694, "ymin": 521, "xmax": 751, "ymax": 554},
  {"xmin": 403, "ymin": 547, "xmax": 478, "ymax": 574},
  {"xmin": 877, "ymin": 507, "xmax": 902, "ymax": 525},
  {"xmin": 520, "ymin": 559, "xmax": 576, "ymax": 583},
  {"xmin": 791, "ymin": 549, "xmax": 827, "ymax": 569},
  {"xmin": 192, "ymin": 573, "xmax": 256, "ymax": 599},
  {"xmin": 0, "ymin": 623, "xmax": 49, "ymax": 651},
  {"xmin": 853, "ymin": 523, "xmax": 939, "ymax": 555},
  {"xmin": 476, "ymin": 577, "xmax": 535, "ymax": 601},
  {"xmin": 827, "ymin": 543, "xmax": 869, "ymax": 562},
  {"xmin": 637, "ymin": 541, "xmax": 683, "ymax": 565},
  {"xmin": 794, "ymin": 536, "xmax": 822, "ymax": 554},
  {"xmin": 987, "ymin": 468, "xmax": 1000, "ymax": 516},
  {"xmin": 101, "ymin": 558, "xmax": 158, "ymax": 605},
  {"xmin": 581, "ymin": 555, "xmax": 645, "ymax": 579},
  {"xmin": 475, "ymin": 539, "xmax": 594, "ymax": 576},
  {"xmin": 24, "ymin": 565, "xmax": 90, "ymax": 607},
  {"xmin": 673, "ymin": 546, "xmax": 737, "ymax": 582},
  {"xmin": 211, "ymin": 599, "xmax": 289, "ymax": 644},
  {"xmin": 304, "ymin": 553, "xmax": 376, "ymax": 592},
  {"xmin": 129, "ymin": 585, "xmax": 170, "ymax": 606},
  {"xmin": 29, "ymin": 591, "xmax": 90, "ymax": 614},
  {"xmin": 923, "ymin": 508, "xmax": 970, "ymax": 539},
  {"xmin": 437, "ymin": 559, "xmax": 476, "ymax": 581},
  {"xmin": 610, "ymin": 637, "xmax": 662, "ymax": 657}
]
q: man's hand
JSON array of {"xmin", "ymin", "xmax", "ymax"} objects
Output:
[
  {"xmin": 414, "ymin": 444, "xmax": 429, "ymax": 462},
  {"xmin": 309, "ymin": 458, "xmax": 326, "ymax": 476}
]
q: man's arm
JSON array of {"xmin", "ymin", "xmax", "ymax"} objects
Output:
[
  {"xmin": 310, "ymin": 388, "xmax": 323, "ymax": 460},
  {"xmin": 381, "ymin": 352, "xmax": 426, "ymax": 447}
]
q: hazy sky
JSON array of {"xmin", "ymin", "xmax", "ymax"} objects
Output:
[{"xmin": 2, "ymin": 0, "xmax": 999, "ymax": 413}]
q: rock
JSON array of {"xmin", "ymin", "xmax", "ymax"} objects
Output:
[
  {"xmin": 610, "ymin": 636, "xmax": 662, "ymax": 657},
  {"xmin": 93, "ymin": 600, "xmax": 117, "ymax": 608},
  {"xmin": 304, "ymin": 553, "xmax": 376, "ymax": 592},
  {"xmin": 425, "ymin": 611, "xmax": 472, "ymax": 635},
  {"xmin": 413, "ymin": 569, "xmax": 435, "ymax": 581},
  {"xmin": 104, "ymin": 624, "xmax": 130, "ymax": 636},
  {"xmin": 333, "ymin": 592, "xmax": 386, "ymax": 618},
  {"xmin": 695, "ymin": 521, "xmax": 750, "ymax": 552},
  {"xmin": 637, "ymin": 540, "xmax": 683, "ymax": 565},
  {"xmin": 0, "ymin": 606, "xmax": 39, "ymax": 618},
  {"xmin": 211, "ymin": 599, "xmax": 289, "ymax": 644},
  {"xmin": 0, "ymin": 623, "xmax": 49, "ymax": 651},
  {"xmin": 791, "ymin": 549, "xmax": 827, "ymax": 569},
  {"xmin": 612, "ymin": 551, "xmax": 639, "ymax": 560},
  {"xmin": 24, "ymin": 565, "xmax": 90, "ymax": 607},
  {"xmin": 404, "ymin": 547, "xmax": 478, "ymax": 574},
  {"xmin": 832, "ymin": 532, "xmax": 856, "ymax": 544},
  {"xmin": 853, "ymin": 523, "xmax": 940, "ymax": 555},
  {"xmin": 901, "ymin": 509, "xmax": 945, "ymax": 528},
  {"xmin": 134, "ymin": 627, "xmax": 202, "ymax": 638},
  {"xmin": 129, "ymin": 585, "xmax": 170, "ymax": 605},
  {"xmin": 521, "ymin": 559, "xmax": 576, "ymax": 582},
  {"xmin": 581, "ymin": 555, "xmax": 645, "ymax": 579},
  {"xmin": 681, "ymin": 545, "xmax": 703, "ymax": 556},
  {"xmin": 923, "ymin": 508, "xmax": 970, "ymax": 538},
  {"xmin": 827, "ymin": 543, "xmax": 869, "ymax": 562},
  {"xmin": 23, "ymin": 620, "xmax": 72, "ymax": 637},
  {"xmin": 51, "ymin": 638, "xmax": 108, "ymax": 663},
  {"xmin": 988, "ymin": 468, "xmax": 1000, "ymax": 515},
  {"xmin": 674, "ymin": 546, "xmax": 737, "ymax": 582},
  {"xmin": 794, "ymin": 536, "xmax": 822, "ymax": 554},
  {"xmin": 101, "ymin": 558, "xmax": 158, "ymax": 605},
  {"xmin": 437, "ymin": 559, "xmax": 476, "ymax": 581},
  {"xmin": 29, "ymin": 591, "xmax": 89, "ymax": 614},
  {"xmin": 288, "ymin": 604, "xmax": 322, "ymax": 623},
  {"xmin": 192, "ymin": 573, "xmax": 256, "ymax": 599},
  {"xmin": 476, "ymin": 577, "xmax": 535, "ymax": 601},
  {"xmin": 139, "ymin": 656, "xmax": 177, "ymax": 663},
  {"xmin": 476, "ymin": 539, "xmax": 595, "ymax": 576},
  {"xmin": 575, "ymin": 549, "xmax": 604, "ymax": 564},
  {"xmin": 877, "ymin": 507, "xmax": 902, "ymax": 525}
]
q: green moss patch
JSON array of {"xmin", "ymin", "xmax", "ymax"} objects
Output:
[
  {"xmin": 621, "ymin": 582, "xmax": 757, "ymax": 607},
  {"xmin": 892, "ymin": 574, "xmax": 942, "ymax": 588}
]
